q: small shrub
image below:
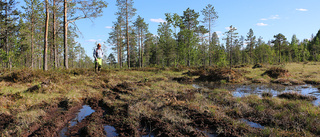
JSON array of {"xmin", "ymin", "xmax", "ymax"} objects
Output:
[
  {"xmin": 262, "ymin": 67, "xmax": 289, "ymax": 78},
  {"xmin": 252, "ymin": 64, "xmax": 263, "ymax": 69},
  {"xmin": 262, "ymin": 92, "xmax": 273, "ymax": 98},
  {"xmin": 196, "ymin": 67, "xmax": 243, "ymax": 83}
]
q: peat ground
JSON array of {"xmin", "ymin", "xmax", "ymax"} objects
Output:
[{"xmin": 1, "ymin": 62, "xmax": 320, "ymax": 136}]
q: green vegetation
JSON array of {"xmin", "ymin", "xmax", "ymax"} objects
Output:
[{"xmin": 1, "ymin": 63, "xmax": 320, "ymax": 136}]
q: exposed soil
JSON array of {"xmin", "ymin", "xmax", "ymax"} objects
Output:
[
  {"xmin": 66, "ymin": 107, "xmax": 105, "ymax": 136},
  {"xmin": 2, "ymin": 68, "xmax": 320, "ymax": 136},
  {"xmin": 172, "ymin": 76, "xmax": 194, "ymax": 83},
  {"xmin": 262, "ymin": 67, "xmax": 289, "ymax": 79},
  {"xmin": 28, "ymin": 103, "xmax": 83, "ymax": 137},
  {"xmin": 196, "ymin": 68, "xmax": 244, "ymax": 83},
  {"xmin": 0, "ymin": 114, "xmax": 14, "ymax": 132}
]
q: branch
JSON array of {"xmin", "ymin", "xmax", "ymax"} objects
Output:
[{"xmin": 67, "ymin": 16, "xmax": 87, "ymax": 24}]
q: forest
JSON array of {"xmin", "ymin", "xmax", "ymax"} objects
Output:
[
  {"xmin": 1, "ymin": 0, "xmax": 320, "ymax": 70},
  {"xmin": 2, "ymin": 0, "xmax": 320, "ymax": 137}
]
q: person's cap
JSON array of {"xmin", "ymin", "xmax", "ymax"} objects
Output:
[{"xmin": 97, "ymin": 43, "xmax": 101, "ymax": 47}]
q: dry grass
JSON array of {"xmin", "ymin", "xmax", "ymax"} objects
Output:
[{"xmin": 2, "ymin": 64, "xmax": 320, "ymax": 136}]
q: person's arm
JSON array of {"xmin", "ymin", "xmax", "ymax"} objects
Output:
[{"xmin": 93, "ymin": 49, "xmax": 97, "ymax": 60}]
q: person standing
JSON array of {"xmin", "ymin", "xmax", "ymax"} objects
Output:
[{"xmin": 93, "ymin": 43, "xmax": 104, "ymax": 72}]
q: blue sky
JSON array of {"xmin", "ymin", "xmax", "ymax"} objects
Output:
[{"xmin": 19, "ymin": 0, "xmax": 320, "ymax": 58}]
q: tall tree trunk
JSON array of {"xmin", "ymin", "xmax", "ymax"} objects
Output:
[
  {"xmin": 126, "ymin": 0, "xmax": 130, "ymax": 69},
  {"xmin": 64, "ymin": 0, "xmax": 69, "ymax": 69},
  {"xmin": 208, "ymin": 17, "xmax": 211, "ymax": 66},
  {"xmin": 5, "ymin": 0, "xmax": 9, "ymax": 69},
  {"xmin": 230, "ymin": 36, "xmax": 232, "ymax": 70},
  {"xmin": 53, "ymin": 0, "xmax": 57, "ymax": 69},
  {"xmin": 31, "ymin": 15, "xmax": 34, "ymax": 69},
  {"xmin": 117, "ymin": 40, "xmax": 120, "ymax": 68},
  {"xmin": 139, "ymin": 30, "xmax": 141, "ymax": 68},
  {"xmin": 43, "ymin": 0, "xmax": 49, "ymax": 71},
  {"xmin": 140, "ymin": 29, "xmax": 143, "ymax": 68}
]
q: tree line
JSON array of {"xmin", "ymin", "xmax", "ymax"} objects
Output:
[
  {"xmin": 1, "ymin": 0, "xmax": 320, "ymax": 70},
  {"xmin": 108, "ymin": 1, "xmax": 320, "ymax": 69},
  {"xmin": 0, "ymin": 0, "xmax": 107, "ymax": 70}
]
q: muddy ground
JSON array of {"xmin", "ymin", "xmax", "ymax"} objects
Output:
[{"xmin": 1, "ymin": 65, "xmax": 320, "ymax": 136}]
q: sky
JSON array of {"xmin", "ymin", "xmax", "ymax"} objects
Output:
[{"xmin": 18, "ymin": 0, "xmax": 320, "ymax": 59}]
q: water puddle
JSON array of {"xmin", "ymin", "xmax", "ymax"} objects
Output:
[
  {"xmin": 232, "ymin": 85, "xmax": 280, "ymax": 98},
  {"xmin": 232, "ymin": 84, "xmax": 320, "ymax": 105},
  {"xmin": 104, "ymin": 125, "xmax": 118, "ymax": 137},
  {"xmin": 193, "ymin": 83, "xmax": 320, "ymax": 105},
  {"xmin": 192, "ymin": 84, "xmax": 203, "ymax": 89},
  {"xmin": 240, "ymin": 119, "xmax": 264, "ymax": 129},
  {"xmin": 196, "ymin": 128, "xmax": 218, "ymax": 137},
  {"xmin": 59, "ymin": 105, "xmax": 95, "ymax": 137}
]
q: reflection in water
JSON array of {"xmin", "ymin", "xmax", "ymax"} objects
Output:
[
  {"xmin": 193, "ymin": 83, "xmax": 320, "ymax": 105},
  {"xmin": 196, "ymin": 128, "xmax": 218, "ymax": 137},
  {"xmin": 232, "ymin": 84, "xmax": 319, "ymax": 105},
  {"xmin": 104, "ymin": 125, "xmax": 118, "ymax": 137},
  {"xmin": 59, "ymin": 105, "xmax": 95, "ymax": 137},
  {"xmin": 241, "ymin": 119, "xmax": 264, "ymax": 129}
]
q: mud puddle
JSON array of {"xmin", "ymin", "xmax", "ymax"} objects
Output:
[
  {"xmin": 59, "ymin": 105, "xmax": 95, "ymax": 137},
  {"xmin": 104, "ymin": 125, "xmax": 118, "ymax": 137},
  {"xmin": 232, "ymin": 84, "xmax": 320, "ymax": 105},
  {"xmin": 196, "ymin": 128, "xmax": 218, "ymax": 137},
  {"xmin": 240, "ymin": 119, "xmax": 264, "ymax": 129},
  {"xmin": 192, "ymin": 83, "xmax": 320, "ymax": 105}
]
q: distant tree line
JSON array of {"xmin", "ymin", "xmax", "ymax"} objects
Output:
[
  {"xmin": 108, "ymin": 1, "xmax": 320, "ymax": 69},
  {"xmin": 1, "ymin": 0, "xmax": 320, "ymax": 70}
]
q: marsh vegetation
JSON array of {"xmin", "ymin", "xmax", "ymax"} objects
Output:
[{"xmin": 1, "ymin": 63, "xmax": 320, "ymax": 136}]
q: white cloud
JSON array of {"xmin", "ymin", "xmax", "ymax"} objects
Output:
[
  {"xmin": 260, "ymin": 15, "xmax": 280, "ymax": 21},
  {"xmin": 256, "ymin": 23, "xmax": 268, "ymax": 26},
  {"xmin": 269, "ymin": 15, "xmax": 280, "ymax": 20},
  {"xmin": 86, "ymin": 39, "xmax": 97, "ymax": 42},
  {"xmin": 86, "ymin": 39, "xmax": 103, "ymax": 43},
  {"xmin": 105, "ymin": 26, "xmax": 112, "ymax": 29},
  {"xmin": 296, "ymin": 8, "xmax": 308, "ymax": 11},
  {"xmin": 150, "ymin": 18, "xmax": 166, "ymax": 23}
]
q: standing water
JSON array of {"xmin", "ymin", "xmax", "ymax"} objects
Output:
[
  {"xmin": 192, "ymin": 83, "xmax": 320, "ymax": 105},
  {"xmin": 59, "ymin": 105, "xmax": 95, "ymax": 137},
  {"xmin": 232, "ymin": 84, "xmax": 320, "ymax": 105},
  {"xmin": 104, "ymin": 125, "xmax": 118, "ymax": 137}
]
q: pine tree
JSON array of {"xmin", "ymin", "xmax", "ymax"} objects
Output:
[
  {"xmin": 133, "ymin": 16, "xmax": 148, "ymax": 68},
  {"xmin": 201, "ymin": 4, "xmax": 218, "ymax": 66},
  {"xmin": 272, "ymin": 33, "xmax": 287, "ymax": 63},
  {"xmin": 224, "ymin": 25, "xmax": 238, "ymax": 69},
  {"xmin": 22, "ymin": 0, "xmax": 43, "ymax": 69},
  {"xmin": 43, "ymin": 0, "xmax": 49, "ymax": 71},
  {"xmin": 0, "ymin": 0, "xmax": 19, "ymax": 69},
  {"xmin": 245, "ymin": 28, "xmax": 256, "ymax": 64},
  {"xmin": 158, "ymin": 22, "xmax": 175, "ymax": 67},
  {"xmin": 63, "ymin": 0, "xmax": 107, "ymax": 69},
  {"xmin": 180, "ymin": 8, "xmax": 200, "ymax": 67},
  {"xmin": 116, "ymin": 0, "xmax": 136, "ymax": 68}
]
